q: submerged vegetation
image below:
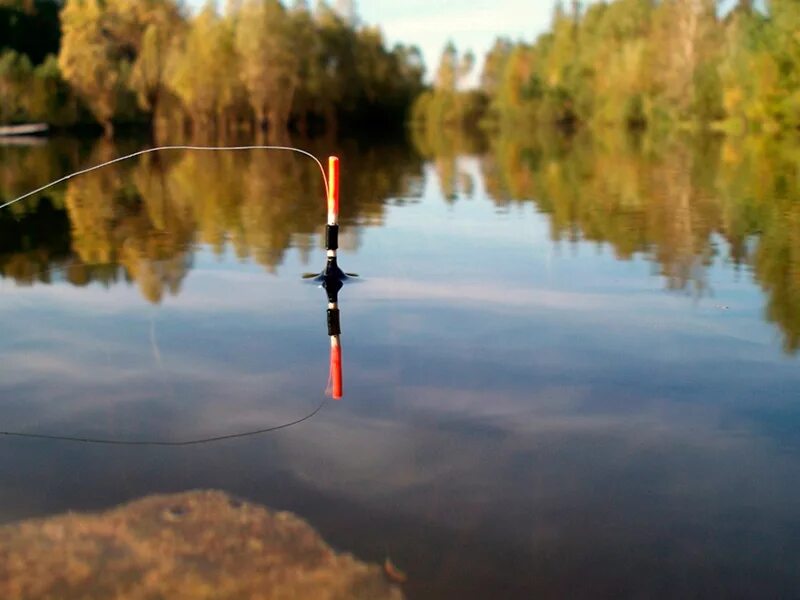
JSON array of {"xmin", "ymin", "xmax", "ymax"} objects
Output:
[
  {"xmin": 414, "ymin": 0, "xmax": 800, "ymax": 135},
  {"xmin": 0, "ymin": 0, "xmax": 424, "ymax": 138}
]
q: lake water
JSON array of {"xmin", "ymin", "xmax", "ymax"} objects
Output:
[{"xmin": 1, "ymin": 133, "xmax": 799, "ymax": 598}]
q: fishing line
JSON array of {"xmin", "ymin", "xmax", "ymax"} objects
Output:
[
  {"xmin": 0, "ymin": 259, "xmax": 334, "ymax": 445},
  {"xmin": 0, "ymin": 142, "xmax": 337, "ymax": 445},
  {"xmin": 0, "ymin": 397, "xmax": 329, "ymax": 446},
  {"xmin": 0, "ymin": 145, "xmax": 330, "ymax": 211}
]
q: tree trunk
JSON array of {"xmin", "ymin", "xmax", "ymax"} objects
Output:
[{"xmin": 103, "ymin": 120, "xmax": 114, "ymax": 139}]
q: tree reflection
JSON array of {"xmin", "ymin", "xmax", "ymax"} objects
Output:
[
  {"xmin": 472, "ymin": 130, "xmax": 800, "ymax": 354},
  {"xmin": 0, "ymin": 139, "xmax": 422, "ymax": 303},
  {"xmin": 0, "ymin": 196, "xmax": 70, "ymax": 284},
  {"xmin": 1, "ymin": 133, "xmax": 798, "ymax": 353}
]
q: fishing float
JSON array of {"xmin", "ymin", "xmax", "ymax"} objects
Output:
[
  {"xmin": 317, "ymin": 156, "xmax": 353, "ymax": 400},
  {"xmin": 323, "ymin": 156, "xmax": 348, "ymax": 283}
]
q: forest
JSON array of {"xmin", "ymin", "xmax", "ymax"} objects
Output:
[
  {"xmin": 0, "ymin": 0, "xmax": 425, "ymax": 138},
  {"xmin": 2, "ymin": 1, "xmax": 800, "ymax": 137},
  {"xmin": 415, "ymin": 0, "xmax": 800, "ymax": 135}
]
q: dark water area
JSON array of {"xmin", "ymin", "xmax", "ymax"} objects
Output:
[{"xmin": 1, "ymin": 132, "xmax": 799, "ymax": 598}]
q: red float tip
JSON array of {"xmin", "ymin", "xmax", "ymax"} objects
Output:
[
  {"xmin": 327, "ymin": 156, "xmax": 339, "ymax": 224},
  {"xmin": 330, "ymin": 338, "xmax": 342, "ymax": 400}
]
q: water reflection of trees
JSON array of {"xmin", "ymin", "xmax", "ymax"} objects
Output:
[
  {"xmin": 0, "ymin": 140, "xmax": 87, "ymax": 219},
  {"xmin": 0, "ymin": 197, "xmax": 70, "ymax": 284},
  {"xmin": 2, "ymin": 133, "xmax": 798, "ymax": 353},
  {"xmin": 405, "ymin": 126, "xmax": 799, "ymax": 353},
  {"xmin": 717, "ymin": 138, "xmax": 800, "ymax": 354},
  {"xmin": 0, "ymin": 139, "xmax": 423, "ymax": 303},
  {"xmin": 472, "ymin": 131, "xmax": 800, "ymax": 354}
]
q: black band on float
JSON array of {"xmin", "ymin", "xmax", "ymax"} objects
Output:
[
  {"xmin": 327, "ymin": 308, "xmax": 341, "ymax": 336},
  {"xmin": 326, "ymin": 225, "xmax": 339, "ymax": 251}
]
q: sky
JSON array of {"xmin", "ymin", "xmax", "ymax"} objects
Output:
[{"xmin": 355, "ymin": 0, "xmax": 564, "ymax": 81}]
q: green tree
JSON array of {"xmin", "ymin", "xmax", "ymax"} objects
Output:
[
  {"xmin": 58, "ymin": 0, "xmax": 126, "ymax": 136},
  {"xmin": 481, "ymin": 38, "xmax": 512, "ymax": 98},
  {"xmin": 128, "ymin": 1, "xmax": 184, "ymax": 120},
  {"xmin": 235, "ymin": 0, "xmax": 300, "ymax": 136},
  {"xmin": 0, "ymin": 50, "xmax": 33, "ymax": 122},
  {"xmin": 168, "ymin": 2, "xmax": 241, "ymax": 133},
  {"xmin": 414, "ymin": 42, "xmax": 478, "ymax": 129},
  {"xmin": 768, "ymin": 0, "xmax": 800, "ymax": 129},
  {"xmin": 29, "ymin": 55, "xmax": 79, "ymax": 125},
  {"xmin": 0, "ymin": 0, "xmax": 62, "ymax": 65}
]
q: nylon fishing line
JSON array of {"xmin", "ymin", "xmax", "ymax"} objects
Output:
[
  {"xmin": 0, "ymin": 397, "xmax": 329, "ymax": 446},
  {"xmin": 0, "ymin": 145, "xmax": 330, "ymax": 211},
  {"xmin": 0, "ymin": 145, "xmax": 338, "ymax": 445}
]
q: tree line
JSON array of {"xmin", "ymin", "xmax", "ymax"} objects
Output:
[
  {"xmin": 414, "ymin": 0, "xmax": 800, "ymax": 135},
  {"xmin": 0, "ymin": 0, "xmax": 425, "ymax": 137}
]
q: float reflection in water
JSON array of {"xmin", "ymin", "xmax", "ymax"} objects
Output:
[{"xmin": 326, "ymin": 277, "xmax": 344, "ymax": 400}]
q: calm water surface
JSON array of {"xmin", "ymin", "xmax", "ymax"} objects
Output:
[{"xmin": 1, "ymin": 134, "xmax": 799, "ymax": 598}]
